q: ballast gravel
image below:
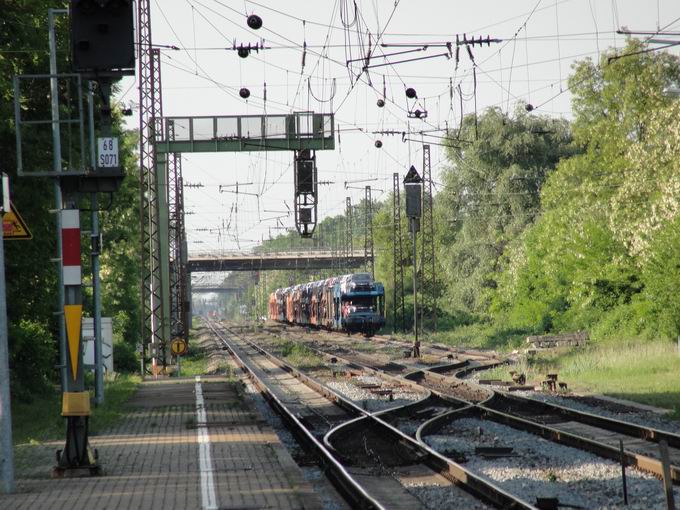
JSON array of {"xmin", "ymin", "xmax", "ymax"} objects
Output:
[
  {"xmin": 463, "ymin": 370, "xmax": 680, "ymax": 434},
  {"xmin": 404, "ymin": 483, "xmax": 492, "ymax": 510},
  {"xmin": 424, "ymin": 417, "xmax": 680, "ymax": 509},
  {"xmin": 325, "ymin": 375, "xmax": 424, "ymax": 412},
  {"xmin": 241, "ymin": 380, "xmax": 347, "ymax": 510},
  {"xmin": 515, "ymin": 391, "xmax": 680, "ymax": 435}
]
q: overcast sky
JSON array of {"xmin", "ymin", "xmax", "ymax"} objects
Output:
[{"xmin": 116, "ymin": 0, "xmax": 680, "ymax": 255}]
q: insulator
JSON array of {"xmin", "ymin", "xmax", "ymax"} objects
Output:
[
  {"xmin": 376, "ymin": 99, "xmax": 385, "ymax": 108},
  {"xmin": 405, "ymin": 87, "xmax": 417, "ymax": 99},
  {"xmin": 247, "ymin": 14, "xmax": 263, "ymax": 30},
  {"xmin": 239, "ymin": 87, "xmax": 251, "ymax": 99},
  {"xmin": 374, "ymin": 140, "xmax": 383, "ymax": 148}
]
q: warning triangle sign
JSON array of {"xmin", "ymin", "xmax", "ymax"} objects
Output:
[
  {"xmin": 2, "ymin": 202, "xmax": 32, "ymax": 240},
  {"xmin": 64, "ymin": 304, "xmax": 83, "ymax": 381}
]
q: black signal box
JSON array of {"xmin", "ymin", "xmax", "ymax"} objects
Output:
[
  {"xmin": 295, "ymin": 159, "xmax": 315, "ymax": 194},
  {"xmin": 70, "ymin": 0, "xmax": 135, "ymax": 75}
]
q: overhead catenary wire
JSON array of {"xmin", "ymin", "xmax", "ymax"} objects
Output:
[{"xmin": 146, "ymin": 1, "xmax": 680, "ymax": 252}]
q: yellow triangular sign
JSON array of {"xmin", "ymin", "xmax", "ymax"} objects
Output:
[
  {"xmin": 64, "ymin": 305, "xmax": 83, "ymax": 381},
  {"xmin": 2, "ymin": 202, "xmax": 32, "ymax": 240}
]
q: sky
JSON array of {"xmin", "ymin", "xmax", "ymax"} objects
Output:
[{"xmin": 115, "ymin": 0, "xmax": 680, "ymax": 256}]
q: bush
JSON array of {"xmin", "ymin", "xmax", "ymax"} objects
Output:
[
  {"xmin": 113, "ymin": 340, "xmax": 138, "ymax": 373},
  {"xmin": 8, "ymin": 319, "xmax": 56, "ymax": 401}
]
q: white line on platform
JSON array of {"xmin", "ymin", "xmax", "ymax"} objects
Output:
[{"xmin": 195, "ymin": 376, "xmax": 218, "ymax": 510}]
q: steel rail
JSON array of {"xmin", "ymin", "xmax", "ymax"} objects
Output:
[
  {"xmin": 299, "ymin": 336, "xmax": 680, "ymax": 485},
  {"xmin": 204, "ymin": 320, "xmax": 385, "ymax": 510},
  {"xmin": 449, "ymin": 362, "xmax": 680, "ymax": 483},
  {"xmin": 214, "ymin": 322, "xmax": 537, "ymax": 509}
]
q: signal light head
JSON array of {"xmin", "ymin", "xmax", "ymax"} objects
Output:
[
  {"xmin": 374, "ymin": 140, "xmax": 383, "ymax": 148},
  {"xmin": 238, "ymin": 47, "xmax": 250, "ymax": 58},
  {"xmin": 239, "ymin": 87, "xmax": 251, "ymax": 99},
  {"xmin": 405, "ymin": 87, "xmax": 417, "ymax": 99},
  {"xmin": 376, "ymin": 99, "xmax": 385, "ymax": 108},
  {"xmin": 247, "ymin": 14, "xmax": 263, "ymax": 30}
]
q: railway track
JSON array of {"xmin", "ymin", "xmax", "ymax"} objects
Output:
[
  {"xmin": 441, "ymin": 362, "xmax": 680, "ymax": 483},
  {"xmin": 205, "ymin": 320, "xmax": 536, "ymax": 509},
  {"xmin": 266, "ymin": 325, "xmax": 680, "ymax": 488}
]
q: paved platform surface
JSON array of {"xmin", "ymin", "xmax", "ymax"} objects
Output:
[{"xmin": 0, "ymin": 375, "xmax": 321, "ymax": 510}]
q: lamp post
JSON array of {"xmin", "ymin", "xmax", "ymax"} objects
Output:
[
  {"xmin": 403, "ymin": 166, "xmax": 422, "ymax": 357},
  {"xmin": 0, "ymin": 173, "xmax": 14, "ymax": 493}
]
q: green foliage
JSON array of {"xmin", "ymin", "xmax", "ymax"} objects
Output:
[
  {"xmin": 491, "ymin": 40, "xmax": 680, "ymax": 343},
  {"xmin": 278, "ymin": 340, "xmax": 323, "ymax": 368},
  {"xmin": 438, "ymin": 105, "xmax": 574, "ymax": 315},
  {"xmin": 2, "ymin": 1, "xmax": 141, "ymax": 396},
  {"xmin": 113, "ymin": 340, "xmax": 138, "ymax": 373},
  {"xmin": 640, "ymin": 215, "xmax": 680, "ymax": 337},
  {"xmin": 8, "ymin": 319, "xmax": 55, "ymax": 400}
]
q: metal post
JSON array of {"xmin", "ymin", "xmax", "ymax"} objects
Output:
[
  {"xmin": 619, "ymin": 439, "xmax": 628, "ymax": 505},
  {"xmin": 660, "ymin": 440, "xmax": 676, "ymax": 509},
  {"xmin": 411, "ymin": 218, "xmax": 419, "ymax": 356},
  {"xmin": 403, "ymin": 166, "xmax": 422, "ymax": 356},
  {"xmin": 0, "ymin": 217, "xmax": 15, "ymax": 494},
  {"xmin": 392, "ymin": 173, "xmax": 405, "ymax": 333},
  {"xmin": 87, "ymin": 83, "xmax": 104, "ymax": 406},
  {"xmin": 49, "ymin": 8, "xmax": 68, "ymax": 391}
]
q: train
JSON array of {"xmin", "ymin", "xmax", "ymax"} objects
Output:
[{"xmin": 268, "ymin": 272, "xmax": 386, "ymax": 337}]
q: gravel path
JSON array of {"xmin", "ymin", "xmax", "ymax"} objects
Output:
[
  {"xmin": 424, "ymin": 417, "xmax": 680, "ymax": 509},
  {"xmin": 325, "ymin": 375, "xmax": 425, "ymax": 412}
]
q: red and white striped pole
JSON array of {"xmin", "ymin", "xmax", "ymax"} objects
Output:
[
  {"xmin": 61, "ymin": 210, "xmax": 81, "ymax": 287},
  {"xmin": 57, "ymin": 207, "xmax": 95, "ymax": 472}
]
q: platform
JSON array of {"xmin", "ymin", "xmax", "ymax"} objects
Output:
[{"xmin": 0, "ymin": 376, "xmax": 321, "ymax": 510}]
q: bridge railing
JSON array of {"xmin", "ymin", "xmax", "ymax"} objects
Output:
[{"xmin": 189, "ymin": 250, "xmax": 368, "ymax": 259}]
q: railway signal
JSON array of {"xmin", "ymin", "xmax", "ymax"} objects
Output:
[
  {"xmin": 404, "ymin": 166, "xmax": 422, "ymax": 357},
  {"xmin": 11, "ymin": 4, "xmax": 138, "ymax": 478},
  {"xmin": 69, "ymin": 0, "xmax": 135, "ymax": 75},
  {"xmin": 294, "ymin": 150, "xmax": 318, "ymax": 238}
]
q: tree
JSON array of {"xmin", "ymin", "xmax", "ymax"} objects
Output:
[
  {"xmin": 438, "ymin": 105, "xmax": 574, "ymax": 315},
  {"xmin": 494, "ymin": 40, "xmax": 680, "ymax": 338}
]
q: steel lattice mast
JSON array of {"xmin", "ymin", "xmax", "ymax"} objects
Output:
[
  {"xmin": 392, "ymin": 173, "xmax": 406, "ymax": 332},
  {"xmin": 137, "ymin": 0, "xmax": 164, "ymax": 374},
  {"xmin": 420, "ymin": 144, "xmax": 437, "ymax": 331},
  {"xmin": 364, "ymin": 185, "xmax": 374, "ymax": 278},
  {"xmin": 345, "ymin": 197, "xmax": 353, "ymax": 272},
  {"xmin": 168, "ymin": 153, "xmax": 188, "ymax": 345}
]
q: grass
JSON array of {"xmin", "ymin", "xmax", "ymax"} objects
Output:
[
  {"xmin": 392, "ymin": 322, "xmax": 531, "ymax": 352},
  {"xmin": 177, "ymin": 354, "xmax": 209, "ymax": 376},
  {"xmin": 487, "ymin": 340, "xmax": 680, "ymax": 418},
  {"xmin": 278, "ymin": 340, "xmax": 323, "ymax": 368},
  {"xmin": 12, "ymin": 373, "xmax": 141, "ymax": 445}
]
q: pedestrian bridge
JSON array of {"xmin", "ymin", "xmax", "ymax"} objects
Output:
[
  {"xmin": 192, "ymin": 286, "xmax": 243, "ymax": 294},
  {"xmin": 187, "ymin": 250, "xmax": 369, "ymax": 272}
]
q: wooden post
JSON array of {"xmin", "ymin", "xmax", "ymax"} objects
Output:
[
  {"xmin": 619, "ymin": 439, "xmax": 628, "ymax": 505},
  {"xmin": 659, "ymin": 440, "xmax": 676, "ymax": 510}
]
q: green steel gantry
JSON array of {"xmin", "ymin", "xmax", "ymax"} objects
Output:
[{"xmin": 145, "ymin": 112, "xmax": 334, "ymax": 366}]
